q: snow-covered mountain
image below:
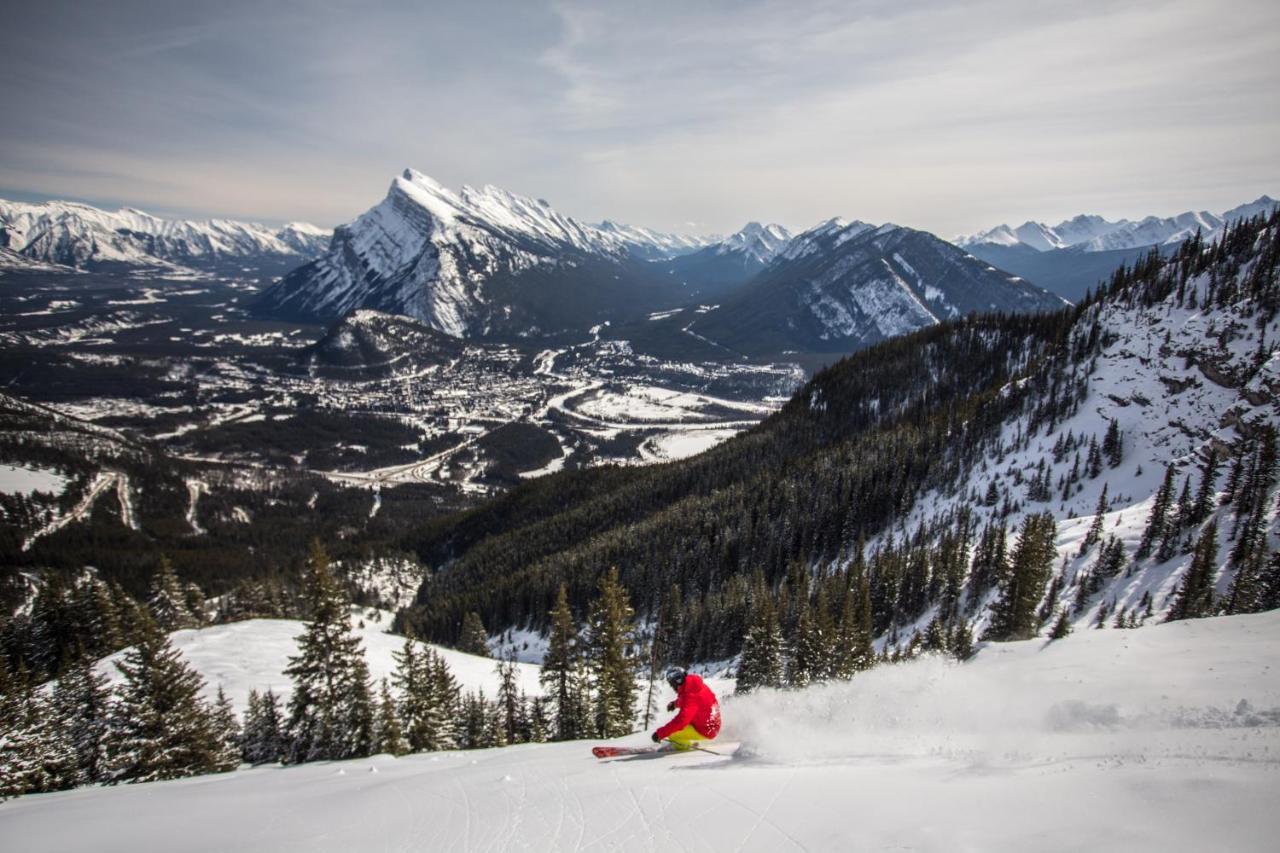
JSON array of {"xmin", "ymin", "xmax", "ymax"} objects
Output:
[
  {"xmin": 959, "ymin": 195, "xmax": 1277, "ymax": 253},
  {"xmin": 715, "ymin": 221, "xmax": 793, "ymax": 266},
  {"xmin": 684, "ymin": 219, "xmax": 1065, "ymax": 355},
  {"xmin": 594, "ymin": 219, "xmax": 716, "ymax": 260},
  {"xmin": 0, "ymin": 199, "xmax": 331, "ymax": 270},
  {"xmin": 256, "ymin": 169, "xmax": 692, "ymax": 337},
  {"xmin": 653, "ymin": 221, "xmax": 794, "ymax": 300}
]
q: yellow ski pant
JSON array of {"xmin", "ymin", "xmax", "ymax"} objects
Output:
[{"xmin": 666, "ymin": 725, "xmax": 708, "ymax": 751}]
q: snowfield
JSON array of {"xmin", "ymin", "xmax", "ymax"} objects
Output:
[
  {"xmin": 94, "ymin": 608, "xmax": 542, "ymax": 715},
  {"xmin": 4, "ymin": 611, "xmax": 1278, "ymax": 852},
  {"xmin": 0, "ymin": 463, "xmax": 66, "ymax": 495}
]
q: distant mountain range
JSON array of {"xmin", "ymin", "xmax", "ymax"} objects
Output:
[
  {"xmin": 11, "ymin": 178, "xmax": 1270, "ymax": 358},
  {"xmin": 0, "ymin": 199, "xmax": 331, "ymax": 271},
  {"xmin": 953, "ymin": 196, "xmax": 1277, "ymax": 302},
  {"xmin": 681, "ymin": 218, "xmax": 1065, "ymax": 356},
  {"xmin": 255, "ymin": 169, "xmax": 1063, "ymax": 356},
  {"xmin": 958, "ymin": 196, "xmax": 1277, "ymax": 253},
  {"xmin": 655, "ymin": 222, "xmax": 794, "ymax": 300}
]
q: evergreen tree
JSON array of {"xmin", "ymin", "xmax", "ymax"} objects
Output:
[
  {"xmin": 241, "ymin": 689, "xmax": 287, "ymax": 765},
  {"xmin": 375, "ymin": 679, "xmax": 409, "ymax": 756},
  {"xmin": 1086, "ymin": 437, "xmax": 1104, "ymax": 479},
  {"xmin": 0, "ymin": 663, "xmax": 76, "ymax": 798},
  {"xmin": 53, "ymin": 651, "xmax": 111, "ymax": 785},
  {"xmin": 209, "ymin": 687, "xmax": 242, "ymax": 772},
  {"xmin": 104, "ymin": 613, "xmax": 224, "ymax": 784},
  {"xmin": 148, "ymin": 556, "xmax": 195, "ymax": 632},
  {"xmin": 736, "ymin": 581, "xmax": 784, "ymax": 693},
  {"xmin": 1256, "ymin": 552, "xmax": 1280, "ymax": 612},
  {"xmin": 528, "ymin": 697, "xmax": 549, "ymax": 743},
  {"xmin": 1136, "ymin": 466, "xmax": 1177, "ymax": 560},
  {"xmin": 1049, "ymin": 610, "xmax": 1072, "ymax": 640},
  {"xmin": 788, "ymin": 604, "xmax": 827, "ymax": 687},
  {"xmin": 425, "ymin": 650, "xmax": 461, "ymax": 750},
  {"xmin": 459, "ymin": 692, "xmax": 488, "ymax": 749},
  {"xmin": 967, "ymin": 523, "xmax": 1008, "ymax": 610},
  {"xmin": 1102, "ymin": 419, "xmax": 1123, "ymax": 468},
  {"xmin": 390, "ymin": 633, "xmax": 457, "ymax": 752},
  {"xmin": 921, "ymin": 617, "xmax": 948, "ymax": 653},
  {"xmin": 496, "ymin": 654, "xmax": 521, "ymax": 745},
  {"xmin": 1095, "ymin": 535, "xmax": 1128, "ymax": 582},
  {"xmin": 458, "ymin": 612, "xmax": 490, "ymax": 657},
  {"xmin": 830, "ymin": 573, "xmax": 874, "ymax": 678},
  {"xmin": 540, "ymin": 584, "xmax": 586, "ymax": 741},
  {"xmin": 986, "ymin": 513, "xmax": 1057, "ymax": 640},
  {"xmin": 1079, "ymin": 484, "xmax": 1109, "ymax": 555},
  {"xmin": 1190, "ymin": 446, "xmax": 1220, "ymax": 524},
  {"xmin": 70, "ymin": 578, "xmax": 122, "ymax": 660},
  {"xmin": 391, "ymin": 631, "xmax": 427, "ymax": 749},
  {"xmin": 950, "ymin": 620, "xmax": 975, "ymax": 661},
  {"xmin": 586, "ymin": 568, "xmax": 638, "ymax": 738},
  {"xmin": 284, "ymin": 542, "xmax": 375, "ymax": 763},
  {"xmin": 1166, "ymin": 522, "xmax": 1219, "ymax": 622}
]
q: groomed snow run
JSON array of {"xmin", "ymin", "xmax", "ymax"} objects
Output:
[{"xmin": 4, "ymin": 611, "xmax": 1279, "ymax": 851}]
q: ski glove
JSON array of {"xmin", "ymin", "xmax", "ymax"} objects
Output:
[
  {"xmin": 651, "ymin": 732, "xmax": 661, "ymax": 743},
  {"xmin": 667, "ymin": 700, "xmax": 677, "ymax": 712}
]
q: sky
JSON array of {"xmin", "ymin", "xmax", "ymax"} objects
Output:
[{"xmin": 1, "ymin": 0, "xmax": 1277, "ymax": 238}]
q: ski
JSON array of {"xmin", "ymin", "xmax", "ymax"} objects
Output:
[{"xmin": 592, "ymin": 745, "xmax": 669, "ymax": 758}]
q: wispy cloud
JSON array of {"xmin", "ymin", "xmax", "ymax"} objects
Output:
[{"xmin": 1, "ymin": 0, "xmax": 1276, "ymax": 235}]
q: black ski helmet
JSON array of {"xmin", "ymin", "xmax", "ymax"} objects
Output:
[{"xmin": 665, "ymin": 666, "xmax": 687, "ymax": 690}]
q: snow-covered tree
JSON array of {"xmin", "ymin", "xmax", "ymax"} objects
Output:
[
  {"xmin": 241, "ymin": 689, "xmax": 288, "ymax": 765},
  {"xmin": 736, "ymin": 581, "xmax": 784, "ymax": 694},
  {"xmin": 103, "ymin": 614, "xmax": 224, "ymax": 784},
  {"xmin": 209, "ymin": 687, "xmax": 242, "ymax": 772},
  {"xmin": 0, "ymin": 663, "xmax": 76, "ymax": 798},
  {"xmin": 53, "ymin": 652, "xmax": 110, "ymax": 784},
  {"xmin": 284, "ymin": 541, "xmax": 375, "ymax": 763},
  {"xmin": 148, "ymin": 556, "xmax": 196, "ymax": 632},
  {"xmin": 374, "ymin": 679, "xmax": 409, "ymax": 756}
]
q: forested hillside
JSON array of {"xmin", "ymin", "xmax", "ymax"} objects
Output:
[{"xmin": 402, "ymin": 211, "xmax": 1280, "ymax": 666}]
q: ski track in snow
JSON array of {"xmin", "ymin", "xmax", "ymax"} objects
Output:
[
  {"xmin": 4, "ymin": 611, "xmax": 1279, "ymax": 852},
  {"xmin": 21, "ymin": 470, "xmax": 134, "ymax": 551}
]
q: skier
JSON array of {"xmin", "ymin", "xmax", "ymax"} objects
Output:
[{"xmin": 652, "ymin": 667, "xmax": 721, "ymax": 750}]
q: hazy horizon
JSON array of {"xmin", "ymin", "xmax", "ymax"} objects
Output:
[{"xmin": 2, "ymin": 0, "xmax": 1277, "ymax": 237}]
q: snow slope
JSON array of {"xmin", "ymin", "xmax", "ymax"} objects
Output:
[
  {"xmin": 4, "ymin": 610, "xmax": 1278, "ymax": 852},
  {"xmin": 93, "ymin": 607, "xmax": 543, "ymax": 715},
  {"xmin": 959, "ymin": 195, "xmax": 1277, "ymax": 253},
  {"xmin": 873, "ymin": 232, "xmax": 1280, "ymax": 645},
  {"xmin": 0, "ymin": 198, "xmax": 331, "ymax": 269}
]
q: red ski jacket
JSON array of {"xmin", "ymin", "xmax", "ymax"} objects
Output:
[{"xmin": 655, "ymin": 673, "xmax": 721, "ymax": 740}]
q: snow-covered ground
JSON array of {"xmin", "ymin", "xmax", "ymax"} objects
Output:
[
  {"xmin": 6, "ymin": 610, "xmax": 1278, "ymax": 851},
  {"xmin": 93, "ymin": 608, "xmax": 542, "ymax": 715},
  {"xmin": 0, "ymin": 463, "xmax": 66, "ymax": 495}
]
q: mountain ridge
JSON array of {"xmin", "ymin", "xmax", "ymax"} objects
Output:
[
  {"xmin": 959, "ymin": 195, "xmax": 1277, "ymax": 253},
  {"xmin": 0, "ymin": 198, "xmax": 331, "ymax": 270}
]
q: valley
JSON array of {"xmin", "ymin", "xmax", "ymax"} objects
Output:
[{"xmin": 0, "ymin": 264, "xmax": 802, "ymax": 498}]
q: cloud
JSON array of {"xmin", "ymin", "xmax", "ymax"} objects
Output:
[{"xmin": 1, "ymin": 0, "xmax": 1277, "ymax": 235}]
